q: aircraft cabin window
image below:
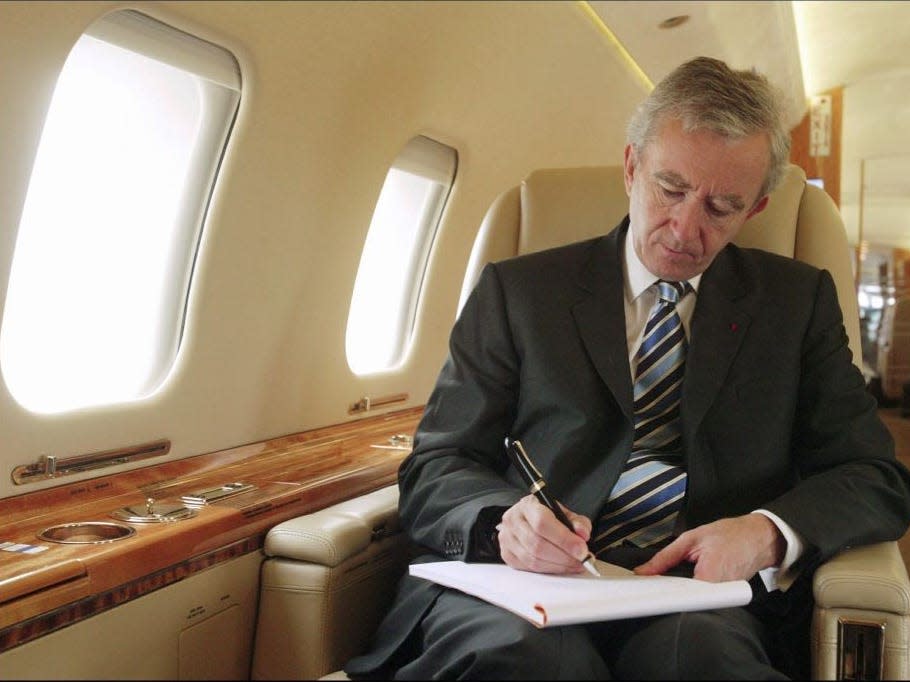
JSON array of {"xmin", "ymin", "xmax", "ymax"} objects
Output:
[
  {"xmin": 346, "ymin": 136, "xmax": 457, "ymax": 375},
  {"xmin": 0, "ymin": 10, "xmax": 240, "ymax": 414}
]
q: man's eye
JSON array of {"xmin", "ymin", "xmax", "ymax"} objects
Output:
[
  {"xmin": 660, "ymin": 186, "xmax": 684, "ymax": 199},
  {"xmin": 707, "ymin": 204, "xmax": 732, "ymax": 218}
]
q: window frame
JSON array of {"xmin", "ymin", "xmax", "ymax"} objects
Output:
[
  {"xmin": 0, "ymin": 9, "xmax": 241, "ymax": 414},
  {"xmin": 345, "ymin": 135, "xmax": 458, "ymax": 375}
]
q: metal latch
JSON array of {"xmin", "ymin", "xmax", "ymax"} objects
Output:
[
  {"xmin": 181, "ymin": 482, "xmax": 255, "ymax": 506},
  {"xmin": 12, "ymin": 439, "xmax": 170, "ymax": 485},
  {"xmin": 111, "ymin": 497, "xmax": 197, "ymax": 523},
  {"xmin": 838, "ymin": 617, "xmax": 885, "ymax": 680},
  {"xmin": 348, "ymin": 392, "xmax": 409, "ymax": 414}
]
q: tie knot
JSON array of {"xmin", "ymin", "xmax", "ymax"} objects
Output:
[{"xmin": 656, "ymin": 280, "xmax": 688, "ymax": 305}]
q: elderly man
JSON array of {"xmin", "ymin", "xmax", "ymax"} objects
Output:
[{"xmin": 346, "ymin": 57, "xmax": 910, "ymax": 680}]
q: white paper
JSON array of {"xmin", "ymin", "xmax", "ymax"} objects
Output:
[{"xmin": 409, "ymin": 560, "xmax": 752, "ymax": 628}]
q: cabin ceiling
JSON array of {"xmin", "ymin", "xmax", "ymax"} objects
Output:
[
  {"xmin": 792, "ymin": 1, "xmax": 910, "ymax": 94},
  {"xmin": 589, "ymin": 1, "xmax": 910, "ymax": 123}
]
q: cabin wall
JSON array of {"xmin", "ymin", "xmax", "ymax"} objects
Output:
[
  {"xmin": 0, "ymin": 1, "xmax": 645, "ymax": 500},
  {"xmin": 841, "ymin": 72, "xmax": 910, "ymax": 251}
]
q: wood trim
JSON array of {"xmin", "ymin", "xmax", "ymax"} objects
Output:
[
  {"xmin": 0, "ymin": 407, "xmax": 422, "ymax": 651},
  {"xmin": 0, "ymin": 537, "xmax": 259, "ymax": 652},
  {"xmin": 790, "ymin": 86, "xmax": 843, "ymax": 207}
]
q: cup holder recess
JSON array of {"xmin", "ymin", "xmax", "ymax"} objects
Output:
[{"xmin": 38, "ymin": 521, "xmax": 136, "ymax": 544}]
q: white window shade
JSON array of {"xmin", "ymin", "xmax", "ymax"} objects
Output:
[
  {"xmin": 86, "ymin": 9, "xmax": 240, "ymax": 91},
  {"xmin": 392, "ymin": 134, "xmax": 459, "ymax": 185}
]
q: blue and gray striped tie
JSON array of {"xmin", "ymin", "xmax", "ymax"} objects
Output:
[{"xmin": 593, "ymin": 279, "xmax": 690, "ymax": 552}]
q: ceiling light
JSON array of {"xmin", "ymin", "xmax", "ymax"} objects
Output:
[{"xmin": 659, "ymin": 15, "xmax": 690, "ymax": 30}]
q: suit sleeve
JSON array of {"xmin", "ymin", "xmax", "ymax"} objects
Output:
[
  {"xmin": 764, "ymin": 269, "xmax": 910, "ymax": 566},
  {"xmin": 397, "ymin": 263, "xmax": 525, "ymax": 560}
]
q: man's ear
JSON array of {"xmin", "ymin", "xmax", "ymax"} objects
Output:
[
  {"xmin": 746, "ymin": 195, "xmax": 769, "ymax": 220},
  {"xmin": 623, "ymin": 144, "xmax": 636, "ymax": 196}
]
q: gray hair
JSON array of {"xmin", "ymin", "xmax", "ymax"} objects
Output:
[{"xmin": 626, "ymin": 56, "xmax": 790, "ymax": 200}]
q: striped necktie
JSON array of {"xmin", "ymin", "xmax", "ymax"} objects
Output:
[{"xmin": 592, "ymin": 279, "xmax": 690, "ymax": 552}]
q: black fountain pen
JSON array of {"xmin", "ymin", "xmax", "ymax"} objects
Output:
[{"xmin": 505, "ymin": 438, "xmax": 601, "ymax": 576}]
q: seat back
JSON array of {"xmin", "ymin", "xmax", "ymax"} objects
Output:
[{"xmin": 459, "ymin": 164, "xmax": 862, "ymax": 369}]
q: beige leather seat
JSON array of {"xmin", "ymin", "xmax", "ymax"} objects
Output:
[
  {"xmin": 252, "ymin": 165, "xmax": 910, "ymax": 680},
  {"xmin": 459, "ymin": 164, "xmax": 862, "ymax": 366},
  {"xmin": 251, "ymin": 485, "xmax": 408, "ymax": 680}
]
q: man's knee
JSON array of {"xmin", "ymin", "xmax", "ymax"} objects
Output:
[
  {"xmin": 445, "ymin": 623, "xmax": 608, "ymax": 679},
  {"xmin": 610, "ymin": 609, "xmax": 786, "ymax": 680},
  {"xmin": 674, "ymin": 611, "xmax": 782, "ymax": 679},
  {"xmin": 399, "ymin": 589, "xmax": 609, "ymax": 679}
]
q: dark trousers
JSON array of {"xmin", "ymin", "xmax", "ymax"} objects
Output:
[{"xmin": 346, "ymin": 571, "xmax": 811, "ymax": 680}]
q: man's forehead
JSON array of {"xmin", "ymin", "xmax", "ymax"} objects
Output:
[{"xmin": 639, "ymin": 117, "xmax": 769, "ymax": 199}]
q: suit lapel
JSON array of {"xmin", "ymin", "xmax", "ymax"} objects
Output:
[
  {"xmin": 683, "ymin": 247, "xmax": 755, "ymax": 434},
  {"xmin": 571, "ymin": 222, "xmax": 634, "ymax": 421},
  {"xmin": 568, "ymin": 227, "xmax": 758, "ymax": 433}
]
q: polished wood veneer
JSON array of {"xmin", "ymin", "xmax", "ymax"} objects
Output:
[{"xmin": 0, "ymin": 407, "xmax": 421, "ymax": 652}]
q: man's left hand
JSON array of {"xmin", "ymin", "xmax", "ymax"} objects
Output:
[{"xmin": 633, "ymin": 513, "xmax": 786, "ymax": 582}]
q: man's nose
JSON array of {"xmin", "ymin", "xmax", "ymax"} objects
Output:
[{"xmin": 669, "ymin": 199, "xmax": 701, "ymax": 241}]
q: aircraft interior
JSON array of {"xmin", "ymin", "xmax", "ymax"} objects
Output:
[{"xmin": 1, "ymin": 2, "xmax": 909, "ymax": 680}]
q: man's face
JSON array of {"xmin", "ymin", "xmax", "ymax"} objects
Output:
[{"xmin": 623, "ymin": 118, "xmax": 771, "ymax": 282}]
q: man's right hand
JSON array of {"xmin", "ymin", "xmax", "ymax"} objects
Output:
[{"xmin": 496, "ymin": 494, "xmax": 593, "ymax": 574}]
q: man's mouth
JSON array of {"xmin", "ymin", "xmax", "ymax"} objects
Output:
[{"xmin": 661, "ymin": 243, "xmax": 696, "ymax": 260}]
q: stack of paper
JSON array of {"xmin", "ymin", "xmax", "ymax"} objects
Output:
[{"xmin": 410, "ymin": 560, "xmax": 752, "ymax": 628}]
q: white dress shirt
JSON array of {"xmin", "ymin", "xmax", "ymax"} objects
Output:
[{"xmin": 621, "ymin": 232, "xmax": 803, "ymax": 591}]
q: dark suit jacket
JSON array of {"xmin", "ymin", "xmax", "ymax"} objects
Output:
[{"xmin": 346, "ymin": 219, "xmax": 910, "ymax": 677}]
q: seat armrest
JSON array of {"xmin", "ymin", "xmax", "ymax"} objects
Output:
[
  {"xmin": 813, "ymin": 542, "xmax": 910, "ymax": 614},
  {"xmin": 263, "ymin": 484, "xmax": 401, "ymax": 566},
  {"xmin": 811, "ymin": 541, "xmax": 910, "ymax": 680},
  {"xmin": 252, "ymin": 486, "xmax": 408, "ymax": 681}
]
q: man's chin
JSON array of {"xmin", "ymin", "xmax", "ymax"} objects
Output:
[
  {"xmin": 644, "ymin": 248, "xmax": 704, "ymax": 281},
  {"xmin": 651, "ymin": 261, "xmax": 702, "ymax": 282}
]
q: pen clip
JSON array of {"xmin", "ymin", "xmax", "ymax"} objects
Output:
[{"xmin": 505, "ymin": 438, "xmax": 544, "ymax": 486}]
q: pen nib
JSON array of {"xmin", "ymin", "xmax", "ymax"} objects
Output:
[{"xmin": 583, "ymin": 555, "xmax": 601, "ymax": 577}]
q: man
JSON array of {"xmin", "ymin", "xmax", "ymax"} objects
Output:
[{"xmin": 346, "ymin": 57, "xmax": 910, "ymax": 679}]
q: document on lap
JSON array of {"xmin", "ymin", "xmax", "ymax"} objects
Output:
[{"xmin": 409, "ymin": 560, "xmax": 752, "ymax": 628}]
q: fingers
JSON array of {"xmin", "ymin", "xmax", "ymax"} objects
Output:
[
  {"xmin": 632, "ymin": 515, "xmax": 785, "ymax": 582},
  {"xmin": 633, "ymin": 535, "xmax": 693, "ymax": 576},
  {"xmin": 498, "ymin": 495, "xmax": 591, "ymax": 574},
  {"xmin": 555, "ymin": 502, "xmax": 593, "ymax": 543}
]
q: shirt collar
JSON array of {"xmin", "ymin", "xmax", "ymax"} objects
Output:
[{"xmin": 623, "ymin": 228, "xmax": 701, "ymax": 302}]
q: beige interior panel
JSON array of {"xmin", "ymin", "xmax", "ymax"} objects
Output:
[
  {"xmin": 0, "ymin": 551, "xmax": 262, "ymax": 680},
  {"xmin": 0, "ymin": 0, "xmax": 644, "ymax": 501}
]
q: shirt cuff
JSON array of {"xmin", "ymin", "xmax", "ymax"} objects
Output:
[
  {"xmin": 751, "ymin": 509, "xmax": 806, "ymax": 592},
  {"xmin": 469, "ymin": 506, "xmax": 509, "ymax": 562}
]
